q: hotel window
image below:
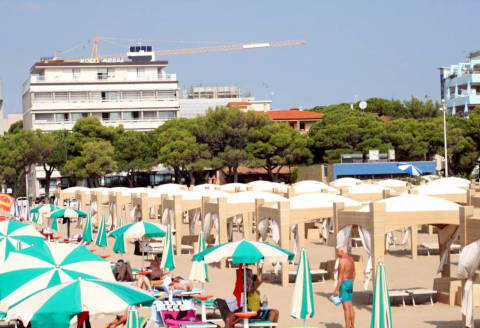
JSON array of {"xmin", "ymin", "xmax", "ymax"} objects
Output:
[
  {"xmin": 102, "ymin": 113, "xmax": 110, "ymax": 121},
  {"xmin": 55, "ymin": 113, "xmax": 69, "ymax": 122},
  {"xmin": 54, "ymin": 92, "xmax": 68, "ymax": 102},
  {"xmin": 101, "ymin": 91, "xmax": 118, "ymax": 101},
  {"xmin": 70, "ymin": 92, "xmax": 88, "ymax": 102},
  {"xmin": 136, "ymin": 68, "xmax": 145, "ymax": 78},
  {"xmin": 123, "ymin": 111, "xmax": 140, "ymax": 120},
  {"xmin": 122, "ymin": 91, "xmax": 138, "ymax": 100},
  {"xmin": 35, "ymin": 113, "xmax": 53, "ymax": 122},
  {"xmin": 72, "ymin": 113, "xmax": 88, "ymax": 121},
  {"xmin": 33, "ymin": 92, "xmax": 52, "ymax": 102},
  {"xmin": 110, "ymin": 112, "xmax": 121, "ymax": 121},
  {"xmin": 143, "ymin": 111, "xmax": 157, "ymax": 120},
  {"xmin": 73, "ymin": 68, "xmax": 81, "ymax": 79},
  {"xmin": 158, "ymin": 111, "xmax": 176, "ymax": 119},
  {"xmin": 300, "ymin": 122, "xmax": 306, "ymax": 130},
  {"xmin": 142, "ymin": 90, "xmax": 155, "ymax": 100},
  {"xmin": 157, "ymin": 90, "xmax": 176, "ymax": 99},
  {"xmin": 97, "ymin": 68, "xmax": 115, "ymax": 80}
]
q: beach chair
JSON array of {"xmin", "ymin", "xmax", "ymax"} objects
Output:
[
  {"xmin": 367, "ymin": 289, "xmax": 409, "ymax": 307},
  {"xmin": 406, "ymin": 288, "xmax": 437, "ymax": 306},
  {"xmin": 288, "ymin": 268, "xmax": 327, "ymax": 284}
]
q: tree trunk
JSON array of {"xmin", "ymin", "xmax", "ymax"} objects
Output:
[
  {"xmin": 233, "ymin": 166, "xmax": 238, "ymax": 183},
  {"xmin": 127, "ymin": 171, "xmax": 134, "ymax": 188},
  {"xmin": 43, "ymin": 164, "xmax": 54, "ymax": 198},
  {"xmin": 174, "ymin": 168, "xmax": 181, "ymax": 184}
]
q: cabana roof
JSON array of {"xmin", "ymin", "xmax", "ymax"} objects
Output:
[
  {"xmin": 219, "ymin": 183, "xmax": 247, "ymax": 191},
  {"xmin": 276, "ymin": 193, "xmax": 361, "ymax": 209},
  {"xmin": 376, "ymin": 179, "xmax": 407, "ymax": 187},
  {"xmin": 330, "ymin": 177, "xmax": 362, "ymax": 187},
  {"xmin": 357, "ymin": 194, "xmax": 460, "ymax": 212},
  {"xmin": 292, "ymin": 181, "xmax": 337, "ymax": 194},
  {"xmin": 226, "ymin": 191, "xmax": 287, "ymax": 204},
  {"xmin": 427, "ymin": 177, "xmax": 470, "ymax": 188},
  {"xmin": 347, "ymin": 183, "xmax": 392, "ymax": 194},
  {"xmin": 410, "ymin": 184, "xmax": 467, "ymax": 195},
  {"xmin": 247, "ymin": 180, "xmax": 288, "ymax": 192},
  {"xmin": 62, "ymin": 186, "xmax": 90, "ymax": 193}
]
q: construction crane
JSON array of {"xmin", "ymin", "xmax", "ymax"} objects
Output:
[{"xmin": 48, "ymin": 37, "xmax": 306, "ymax": 63}]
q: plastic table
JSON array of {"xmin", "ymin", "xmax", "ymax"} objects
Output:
[
  {"xmin": 234, "ymin": 312, "xmax": 257, "ymax": 328},
  {"xmin": 193, "ymin": 294, "xmax": 213, "ymax": 322}
]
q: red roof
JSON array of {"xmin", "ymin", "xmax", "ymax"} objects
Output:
[
  {"xmin": 380, "ymin": 115, "xmax": 392, "ymax": 122},
  {"xmin": 260, "ymin": 109, "xmax": 324, "ymax": 120}
]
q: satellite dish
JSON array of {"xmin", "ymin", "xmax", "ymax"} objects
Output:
[{"xmin": 359, "ymin": 101, "xmax": 367, "ymax": 110}]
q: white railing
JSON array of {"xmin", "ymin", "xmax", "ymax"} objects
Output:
[
  {"xmin": 29, "ymin": 74, "xmax": 176, "ymax": 83},
  {"xmin": 33, "ymin": 97, "xmax": 177, "ymax": 104}
]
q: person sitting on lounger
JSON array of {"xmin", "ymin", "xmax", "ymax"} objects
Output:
[
  {"xmin": 149, "ymin": 254, "xmax": 169, "ymax": 280},
  {"xmin": 247, "ymin": 275, "xmax": 279, "ymax": 323},
  {"xmin": 113, "ymin": 259, "xmax": 152, "ymax": 292}
]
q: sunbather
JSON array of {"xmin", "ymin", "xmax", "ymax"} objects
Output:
[
  {"xmin": 113, "ymin": 260, "xmax": 153, "ymax": 292},
  {"xmin": 106, "ymin": 311, "xmax": 127, "ymax": 328},
  {"xmin": 150, "ymin": 254, "xmax": 168, "ymax": 280}
]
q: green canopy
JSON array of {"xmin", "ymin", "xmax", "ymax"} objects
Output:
[
  {"xmin": 160, "ymin": 225, "xmax": 175, "ymax": 271},
  {"xmin": 95, "ymin": 215, "xmax": 108, "ymax": 248}
]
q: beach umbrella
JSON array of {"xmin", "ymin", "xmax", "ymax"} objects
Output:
[
  {"xmin": 109, "ymin": 221, "xmax": 166, "ymax": 254},
  {"xmin": 0, "ymin": 220, "xmax": 45, "ymax": 263},
  {"xmin": 95, "ymin": 215, "xmax": 108, "ymax": 248},
  {"xmin": 51, "ymin": 208, "xmax": 88, "ymax": 238},
  {"xmin": 397, "ymin": 163, "xmax": 422, "ymax": 176},
  {"xmin": 193, "ymin": 239, "xmax": 294, "ymax": 312},
  {"xmin": 31, "ymin": 204, "xmax": 60, "ymax": 226},
  {"xmin": 160, "ymin": 225, "xmax": 175, "ymax": 271},
  {"xmin": 370, "ymin": 262, "xmax": 393, "ymax": 328},
  {"xmin": 50, "ymin": 216, "xmax": 59, "ymax": 231},
  {"xmin": 189, "ymin": 231, "xmax": 209, "ymax": 284},
  {"xmin": 0, "ymin": 242, "xmax": 115, "ymax": 312},
  {"xmin": 0, "ymin": 194, "xmax": 14, "ymax": 217},
  {"xmin": 5, "ymin": 278, "xmax": 155, "ymax": 328},
  {"xmin": 126, "ymin": 307, "xmax": 141, "ymax": 328},
  {"xmin": 82, "ymin": 215, "xmax": 93, "ymax": 243},
  {"xmin": 291, "ymin": 248, "xmax": 315, "ymax": 327}
]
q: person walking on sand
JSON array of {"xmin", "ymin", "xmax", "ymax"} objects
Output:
[{"xmin": 333, "ymin": 245, "xmax": 355, "ymax": 328}]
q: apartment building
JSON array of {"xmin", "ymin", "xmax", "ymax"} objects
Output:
[
  {"xmin": 22, "ymin": 48, "xmax": 179, "ymax": 198},
  {"xmin": 22, "ymin": 48, "xmax": 179, "ymax": 131},
  {"xmin": 440, "ymin": 51, "xmax": 480, "ymax": 116}
]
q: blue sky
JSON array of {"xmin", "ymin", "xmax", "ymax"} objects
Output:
[{"xmin": 0, "ymin": 0, "xmax": 478, "ymax": 113}]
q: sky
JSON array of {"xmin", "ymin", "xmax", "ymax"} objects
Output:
[{"xmin": 0, "ymin": 0, "xmax": 479, "ymax": 114}]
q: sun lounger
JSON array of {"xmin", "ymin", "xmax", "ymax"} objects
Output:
[
  {"xmin": 367, "ymin": 289, "xmax": 410, "ymax": 307},
  {"xmin": 419, "ymin": 243, "xmax": 461, "ymax": 256},
  {"xmin": 406, "ymin": 288, "xmax": 437, "ymax": 306},
  {"xmin": 239, "ymin": 320, "xmax": 277, "ymax": 327},
  {"xmin": 289, "ymin": 269, "xmax": 327, "ymax": 284}
]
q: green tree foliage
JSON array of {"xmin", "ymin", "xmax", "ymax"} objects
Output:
[
  {"xmin": 37, "ymin": 131, "xmax": 68, "ymax": 196},
  {"xmin": 247, "ymin": 122, "xmax": 313, "ymax": 181},
  {"xmin": 114, "ymin": 131, "xmax": 156, "ymax": 187},
  {"xmin": 7, "ymin": 120, "xmax": 23, "ymax": 134},
  {"xmin": 63, "ymin": 140, "xmax": 116, "ymax": 187},
  {"xmin": 154, "ymin": 118, "xmax": 210, "ymax": 183}
]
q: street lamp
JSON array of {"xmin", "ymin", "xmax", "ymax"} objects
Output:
[{"xmin": 441, "ymin": 99, "xmax": 448, "ymax": 177}]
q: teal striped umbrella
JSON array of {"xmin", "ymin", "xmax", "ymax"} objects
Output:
[
  {"xmin": 5, "ymin": 278, "xmax": 155, "ymax": 328},
  {"xmin": 291, "ymin": 248, "xmax": 315, "ymax": 327},
  {"xmin": 50, "ymin": 216, "xmax": 59, "ymax": 231},
  {"xmin": 82, "ymin": 215, "xmax": 93, "ymax": 243},
  {"xmin": 32, "ymin": 212, "xmax": 39, "ymax": 224},
  {"xmin": 126, "ymin": 307, "xmax": 141, "ymax": 328},
  {"xmin": 371, "ymin": 262, "xmax": 393, "ymax": 328},
  {"xmin": 0, "ymin": 220, "xmax": 45, "ymax": 264},
  {"xmin": 160, "ymin": 225, "xmax": 175, "ymax": 271},
  {"xmin": 95, "ymin": 215, "xmax": 108, "ymax": 248},
  {"xmin": 0, "ymin": 242, "xmax": 115, "ymax": 314},
  {"xmin": 109, "ymin": 221, "xmax": 165, "ymax": 254},
  {"xmin": 30, "ymin": 204, "xmax": 59, "ymax": 214},
  {"xmin": 51, "ymin": 208, "xmax": 88, "ymax": 239},
  {"xmin": 189, "ymin": 231, "xmax": 209, "ymax": 283}
]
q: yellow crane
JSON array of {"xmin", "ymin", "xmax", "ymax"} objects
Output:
[{"xmin": 48, "ymin": 37, "xmax": 307, "ymax": 63}]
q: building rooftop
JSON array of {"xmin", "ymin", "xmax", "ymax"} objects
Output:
[{"xmin": 262, "ymin": 108, "xmax": 324, "ymax": 120}]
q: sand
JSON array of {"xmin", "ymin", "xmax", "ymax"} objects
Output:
[{"xmin": 9, "ymin": 220, "xmax": 480, "ymax": 327}]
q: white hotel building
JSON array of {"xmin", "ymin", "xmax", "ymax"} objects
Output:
[{"xmin": 22, "ymin": 49, "xmax": 179, "ymax": 198}]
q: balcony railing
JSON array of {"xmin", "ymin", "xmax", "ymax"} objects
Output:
[
  {"xmin": 32, "ymin": 96, "xmax": 177, "ymax": 104},
  {"xmin": 28, "ymin": 74, "xmax": 177, "ymax": 84}
]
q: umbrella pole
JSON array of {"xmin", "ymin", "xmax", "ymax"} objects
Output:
[
  {"xmin": 67, "ymin": 219, "xmax": 71, "ymax": 240},
  {"xmin": 243, "ymin": 264, "xmax": 247, "ymax": 312},
  {"xmin": 303, "ymin": 318, "xmax": 306, "ymax": 328}
]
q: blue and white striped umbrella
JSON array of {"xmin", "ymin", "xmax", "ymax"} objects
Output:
[{"xmin": 397, "ymin": 163, "xmax": 422, "ymax": 176}]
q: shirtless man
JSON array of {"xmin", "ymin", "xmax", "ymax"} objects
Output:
[{"xmin": 333, "ymin": 245, "xmax": 355, "ymax": 328}]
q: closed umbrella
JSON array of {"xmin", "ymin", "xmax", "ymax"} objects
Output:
[
  {"xmin": 112, "ymin": 233, "xmax": 126, "ymax": 254},
  {"xmin": 5, "ymin": 278, "xmax": 155, "ymax": 328},
  {"xmin": 50, "ymin": 215, "xmax": 59, "ymax": 231},
  {"xmin": 189, "ymin": 231, "xmax": 209, "ymax": 284},
  {"xmin": 51, "ymin": 208, "xmax": 87, "ymax": 239},
  {"xmin": 82, "ymin": 215, "xmax": 93, "ymax": 243},
  {"xmin": 397, "ymin": 163, "xmax": 422, "ymax": 176},
  {"xmin": 291, "ymin": 248, "xmax": 315, "ymax": 327},
  {"xmin": 31, "ymin": 204, "xmax": 60, "ymax": 226},
  {"xmin": 126, "ymin": 307, "xmax": 142, "ymax": 328},
  {"xmin": 370, "ymin": 262, "xmax": 393, "ymax": 328},
  {"xmin": 160, "ymin": 225, "xmax": 175, "ymax": 271},
  {"xmin": 0, "ymin": 242, "xmax": 115, "ymax": 312},
  {"xmin": 95, "ymin": 215, "xmax": 108, "ymax": 248},
  {"xmin": 0, "ymin": 220, "xmax": 45, "ymax": 263}
]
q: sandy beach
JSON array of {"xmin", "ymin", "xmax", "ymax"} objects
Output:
[{"xmin": 39, "ymin": 220, "xmax": 477, "ymax": 328}]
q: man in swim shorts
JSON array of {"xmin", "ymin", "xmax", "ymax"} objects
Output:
[{"xmin": 333, "ymin": 245, "xmax": 355, "ymax": 328}]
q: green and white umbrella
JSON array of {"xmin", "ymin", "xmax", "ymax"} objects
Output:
[
  {"xmin": 160, "ymin": 225, "xmax": 175, "ymax": 271},
  {"xmin": 126, "ymin": 307, "xmax": 144, "ymax": 328},
  {"xmin": 0, "ymin": 242, "xmax": 115, "ymax": 312},
  {"xmin": 0, "ymin": 220, "xmax": 45, "ymax": 263},
  {"xmin": 51, "ymin": 208, "xmax": 87, "ymax": 239},
  {"xmin": 371, "ymin": 262, "xmax": 393, "ymax": 328},
  {"xmin": 189, "ymin": 231, "xmax": 209, "ymax": 284},
  {"xmin": 5, "ymin": 278, "xmax": 155, "ymax": 328},
  {"xmin": 193, "ymin": 239, "xmax": 294, "ymax": 313},
  {"xmin": 30, "ymin": 204, "xmax": 60, "ymax": 226},
  {"xmin": 50, "ymin": 216, "xmax": 59, "ymax": 231},
  {"xmin": 95, "ymin": 215, "xmax": 108, "ymax": 248},
  {"xmin": 82, "ymin": 215, "xmax": 93, "ymax": 243},
  {"xmin": 109, "ymin": 221, "xmax": 166, "ymax": 254},
  {"xmin": 291, "ymin": 248, "xmax": 315, "ymax": 327}
]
